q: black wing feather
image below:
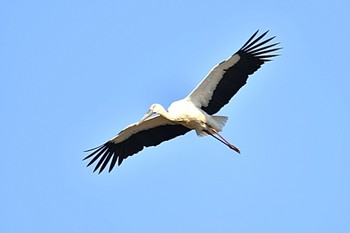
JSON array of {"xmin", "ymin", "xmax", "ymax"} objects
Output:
[
  {"xmin": 201, "ymin": 30, "xmax": 281, "ymax": 115},
  {"xmin": 83, "ymin": 124, "xmax": 191, "ymax": 173}
]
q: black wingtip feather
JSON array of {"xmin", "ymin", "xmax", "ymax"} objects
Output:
[
  {"xmin": 109, "ymin": 150, "xmax": 118, "ymax": 172},
  {"xmin": 249, "ymin": 42, "xmax": 280, "ymax": 54},
  {"xmin": 83, "ymin": 144, "xmax": 104, "ymax": 153},
  {"xmin": 239, "ymin": 30, "xmax": 259, "ymax": 50},
  {"xmin": 240, "ymin": 30, "xmax": 269, "ymax": 51},
  {"xmin": 245, "ymin": 37, "xmax": 276, "ymax": 53},
  {"xmin": 87, "ymin": 146, "xmax": 108, "ymax": 168},
  {"xmin": 239, "ymin": 31, "xmax": 281, "ymax": 62}
]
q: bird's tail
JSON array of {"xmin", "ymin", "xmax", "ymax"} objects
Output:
[
  {"xmin": 196, "ymin": 116, "xmax": 228, "ymax": 137},
  {"xmin": 211, "ymin": 115, "xmax": 228, "ymax": 131}
]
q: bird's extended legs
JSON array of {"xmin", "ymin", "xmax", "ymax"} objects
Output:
[{"xmin": 205, "ymin": 128, "xmax": 241, "ymax": 154}]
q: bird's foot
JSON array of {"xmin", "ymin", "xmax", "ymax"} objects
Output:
[{"xmin": 228, "ymin": 144, "xmax": 240, "ymax": 154}]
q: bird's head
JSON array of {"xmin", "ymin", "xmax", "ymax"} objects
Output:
[
  {"xmin": 138, "ymin": 104, "xmax": 164, "ymax": 124},
  {"xmin": 149, "ymin": 103, "xmax": 164, "ymax": 113}
]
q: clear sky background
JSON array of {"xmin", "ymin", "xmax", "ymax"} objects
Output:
[{"xmin": 1, "ymin": 0, "xmax": 349, "ymax": 232}]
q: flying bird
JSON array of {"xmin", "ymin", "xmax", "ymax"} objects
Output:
[{"xmin": 84, "ymin": 30, "xmax": 280, "ymax": 173}]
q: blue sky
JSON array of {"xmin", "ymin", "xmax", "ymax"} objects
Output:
[{"xmin": 1, "ymin": 0, "xmax": 349, "ymax": 232}]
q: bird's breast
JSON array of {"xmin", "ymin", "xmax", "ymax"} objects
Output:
[{"xmin": 168, "ymin": 100, "xmax": 208, "ymax": 130}]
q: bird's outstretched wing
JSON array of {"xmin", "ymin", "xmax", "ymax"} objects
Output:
[
  {"xmin": 83, "ymin": 116, "xmax": 191, "ymax": 173},
  {"xmin": 187, "ymin": 30, "xmax": 281, "ymax": 115}
]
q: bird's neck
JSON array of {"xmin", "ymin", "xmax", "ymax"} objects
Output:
[{"xmin": 156, "ymin": 106, "xmax": 175, "ymax": 121}]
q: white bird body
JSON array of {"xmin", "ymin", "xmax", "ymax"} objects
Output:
[
  {"xmin": 168, "ymin": 99, "xmax": 212, "ymax": 131},
  {"xmin": 84, "ymin": 30, "xmax": 281, "ymax": 173}
]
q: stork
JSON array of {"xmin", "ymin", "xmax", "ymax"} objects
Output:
[{"xmin": 84, "ymin": 30, "xmax": 281, "ymax": 173}]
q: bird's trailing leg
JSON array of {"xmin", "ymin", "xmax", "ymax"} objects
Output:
[{"xmin": 206, "ymin": 128, "xmax": 241, "ymax": 154}]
